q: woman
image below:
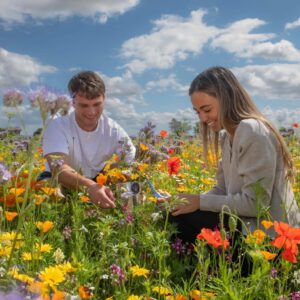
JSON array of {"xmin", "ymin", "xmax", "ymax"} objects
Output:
[{"xmin": 170, "ymin": 66, "xmax": 299, "ymax": 243}]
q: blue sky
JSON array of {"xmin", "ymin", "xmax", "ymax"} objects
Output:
[{"xmin": 1, "ymin": 0, "xmax": 300, "ymax": 135}]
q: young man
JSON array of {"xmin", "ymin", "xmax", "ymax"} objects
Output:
[{"xmin": 42, "ymin": 71, "xmax": 136, "ymax": 208}]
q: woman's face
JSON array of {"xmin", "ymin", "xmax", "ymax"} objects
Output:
[{"xmin": 191, "ymin": 91, "xmax": 221, "ymax": 132}]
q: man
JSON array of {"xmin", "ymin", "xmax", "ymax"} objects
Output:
[{"xmin": 42, "ymin": 71, "xmax": 136, "ymax": 208}]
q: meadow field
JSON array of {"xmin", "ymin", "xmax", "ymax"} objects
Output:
[{"xmin": 0, "ymin": 117, "xmax": 299, "ymax": 299}]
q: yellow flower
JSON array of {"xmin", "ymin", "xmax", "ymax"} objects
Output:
[
  {"xmin": 245, "ymin": 229, "xmax": 265, "ymax": 245},
  {"xmin": 177, "ymin": 185, "xmax": 188, "ymax": 192},
  {"xmin": 22, "ymin": 252, "xmax": 42, "ymax": 261},
  {"xmin": 260, "ymin": 250, "xmax": 277, "ymax": 260},
  {"xmin": 189, "ymin": 289, "xmax": 215, "ymax": 300},
  {"xmin": 9, "ymin": 188, "xmax": 25, "ymax": 196},
  {"xmin": 261, "ymin": 220, "xmax": 273, "ymax": 230},
  {"xmin": 127, "ymin": 295, "xmax": 142, "ymax": 300},
  {"xmin": 200, "ymin": 178, "xmax": 215, "ymax": 185},
  {"xmin": 130, "ymin": 173, "xmax": 139, "ymax": 180},
  {"xmin": 139, "ymin": 143, "xmax": 149, "ymax": 151},
  {"xmin": 35, "ymin": 243, "xmax": 53, "ymax": 253},
  {"xmin": 0, "ymin": 246, "xmax": 12, "ymax": 257},
  {"xmin": 137, "ymin": 163, "xmax": 149, "ymax": 172},
  {"xmin": 39, "ymin": 266, "xmax": 65, "ymax": 290},
  {"xmin": 4, "ymin": 211, "xmax": 18, "ymax": 221},
  {"xmin": 130, "ymin": 265, "xmax": 150, "ymax": 278},
  {"xmin": 147, "ymin": 196, "xmax": 157, "ymax": 203},
  {"xmin": 57, "ymin": 261, "xmax": 77, "ymax": 273},
  {"xmin": 105, "ymin": 297, "xmax": 113, "ymax": 300},
  {"xmin": 12, "ymin": 272, "xmax": 34, "ymax": 284},
  {"xmin": 33, "ymin": 194, "xmax": 45, "ymax": 205},
  {"xmin": 0, "ymin": 232, "xmax": 23, "ymax": 248},
  {"xmin": 36, "ymin": 221, "xmax": 54, "ymax": 233},
  {"xmin": 152, "ymin": 286, "xmax": 172, "ymax": 295}
]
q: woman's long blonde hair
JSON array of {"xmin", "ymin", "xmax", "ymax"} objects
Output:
[{"xmin": 189, "ymin": 66, "xmax": 294, "ymax": 180}]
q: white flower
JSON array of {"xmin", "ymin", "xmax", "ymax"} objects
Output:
[{"xmin": 151, "ymin": 212, "xmax": 162, "ymax": 222}]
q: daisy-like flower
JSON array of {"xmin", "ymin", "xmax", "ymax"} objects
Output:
[
  {"xmin": 39, "ymin": 266, "xmax": 65, "ymax": 290},
  {"xmin": 152, "ymin": 286, "xmax": 173, "ymax": 296},
  {"xmin": 130, "ymin": 265, "xmax": 150, "ymax": 278},
  {"xmin": 35, "ymin": 243, "xmax": 53, "ymax": 253}
]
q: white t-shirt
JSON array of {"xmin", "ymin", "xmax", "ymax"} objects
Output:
[{"xmin": 42, "ymin": 111, "xmax": 136, "ymax": 178}]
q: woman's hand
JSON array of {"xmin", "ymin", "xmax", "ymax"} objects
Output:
[{"xmin": 171, "ymin": 193, "xmax": 200, "ymax": 216}]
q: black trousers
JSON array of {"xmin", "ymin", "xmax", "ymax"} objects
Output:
[{"xmin": 168, "ymin": 210, "xmax": 231, "ymax": 244}]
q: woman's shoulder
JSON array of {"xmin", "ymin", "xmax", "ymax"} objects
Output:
[{"xmin": 236, "ymin": 118, "xmax": 269, "ymax": 137}]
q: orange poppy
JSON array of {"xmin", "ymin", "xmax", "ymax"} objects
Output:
[
  {"xmin": 78, "ymin": 286, "xmax": 93, "ymax": 299},
  {"xmin": 272, "ymin": 221, "xmax": 300, "ymax": 263},
  {"xmin": 96, "ymin": 173, "xmax": 107, "ymax": 187},
  {"xmin": 4, "ymin": 211, "xmax": 18, "ymax": 221},
  {"xmin": 197, "ymin": 228, "xmax": 229, "ymax": 249},
  {"xmin": 36, "ymin": 221, "xmax": 54, "ymax": 233},
  {"xmin": 159, "ymin": 130, "xmax": 168, "ymax": 138}
]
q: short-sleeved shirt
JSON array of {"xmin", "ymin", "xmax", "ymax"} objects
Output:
[{"xmin": 43, "ymin": 111, "xmax": 136, "ymax": 178}]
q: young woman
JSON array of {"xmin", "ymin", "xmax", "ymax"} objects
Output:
[{"xmin": 170, "ymin": 66, "xmax": 299, "ymax": 243}]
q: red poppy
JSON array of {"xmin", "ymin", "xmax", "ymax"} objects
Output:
[
  {"xmin": 167, "ymin": 157, "xmax": 180, "ymax": 175},
  {"xmin": 159, "ymin": 130, "xmax": 168, "ymax": 138},
  {"xmin": 272, "ymin": 221, "xmax": 300, "ymax": 263},
  {"xmin": 197, "ymin": 228, "xmax": 229, "ymax": 250},
  {"xmin": 292, "ymin": 122, "xmax": 299, "ymax": 128},
  {"xmin": 168, "ymin": 148, "xmax": 174, "ymax": 154}
]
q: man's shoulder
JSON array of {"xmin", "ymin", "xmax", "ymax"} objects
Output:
[
  {"xmin": 101, "ymin": 114, "xmax": 123, "ymax": 130},
  {"xmin": 45, "ymin": 113, "xmax": 73, "ymax": 133}
]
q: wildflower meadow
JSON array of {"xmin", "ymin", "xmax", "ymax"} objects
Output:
[{"xmin": 0, "ymin": 89, "xmax": 300, "ymax": 300}]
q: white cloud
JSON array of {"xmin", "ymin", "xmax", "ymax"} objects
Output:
[
  {"xmin": 232, "ymin": 63, "xmax": 300, "ymax": 100},
  {"xmin": 0, "ymin": 0, "xmax": 140, "ymax": 26},
  {"xmin": 211, "ymin": 19, "xmax": 300, "ymax": 61},
  {"xmin": 105, "ymin": 97, "xmax": 196, "ymax": 135},
  {"xmin": 0, "ymin": 48, "xmax": 56, "ymax": 88},
  {"xmin": 101, "ymin": 71, "xmax": 145, "ymax": 104},
  {"xmin": 262, "ymin": 106, "xmax": 300, "ymax": 128},
  {"xmin": 120, "ymin": 9, "xmax": 219, "ymax": 73},
  {"xmin": 0, "ymin": 105, "xmax": 42, "ymax": 135},
  {"xmin": 146, "ymin": 74, "xmax": 189, "ymax": 94},
  {"xmin": 285, "ymin": 18, "xmax": 300, "ymax": 30}
]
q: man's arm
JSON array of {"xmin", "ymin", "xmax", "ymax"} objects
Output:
[{"xmin": 46, "ymin": 153, "xmax": 115, "ymax": 208}]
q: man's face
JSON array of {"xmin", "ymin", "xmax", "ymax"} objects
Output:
[{"xmin": 73, "ymin": 93, "xmax": 105, "ymax": 131}]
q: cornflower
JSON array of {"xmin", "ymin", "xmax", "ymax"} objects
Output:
[{"xmin": 0, "ymin": 162, "xmax": 12, "ymax": 183}]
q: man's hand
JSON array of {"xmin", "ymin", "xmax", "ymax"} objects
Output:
[
  {"xmin": 171, "ymin": 193, "xmax": 200, "ymax": 216},
  {"xmin": 88, "ymin": 184, "xmax": 116, "ymax": 209}
]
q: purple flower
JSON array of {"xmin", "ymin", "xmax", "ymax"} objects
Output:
[
  {"xmin": 171, "ymin": 238, "xmax": 187, "ymax": 255},
  {"xmin": 125, "ymin": 212, "xmax": 134, "ymax": 223},
  {"xmin": 270, "ymin": 267, "xmax": 278, "ymax": 279},
  {"xmin": 3, "ymin": 89, "xmax": 23, "ymax": 107},
  {"xmin": 0, "ymin": 290, "xmax": 24, "ymax": 300},
  {"xmin": 0, "ymin": 162, "xmax": 12, "ymax": 183},
  {"xmin": 110, "ymin": 264, "xmax": 125, "ymax": 285},
  {"xmin": 63, "ymin": 225, "xmax": 72, "ymax": 240},
  {"xmin": 290, "ymin": 291, "xmax": 300, "ymax": 300}
]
